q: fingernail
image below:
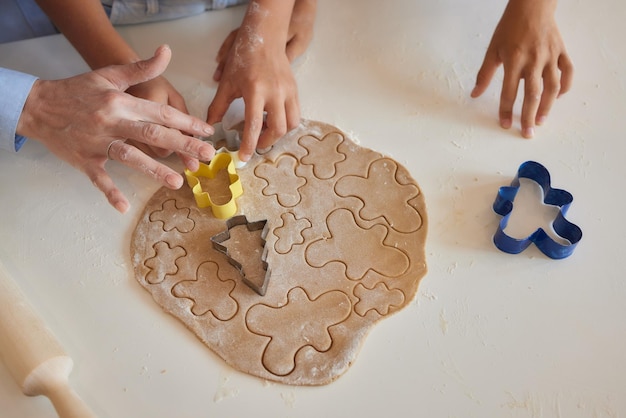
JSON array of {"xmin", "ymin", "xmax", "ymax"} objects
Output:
[
  {"xmin": 536, "ymin": 115, "xmax": 546, "ymax": 126},
  {"xmin": 213, "ymin": 68, "xmax": 222, "ymax": 81},
  {"xmin": 522, "ymin": 127, "xmax": 535, "ymax": 138},
  {"xmin": 203, "ymin": 125, "xmax": 214, "ymax": 135},
  {"xmin": 115, "ymin": 200, "xmax": 130, "ymax": 214},
  {"xmin": 201, "ymin": 147, "xmax": 215, "ymax": 161},
  {"xmin": 166, "ymin": 173, "xmax": 183, "ymax": 189},
  {"xmin": 238, "ymin": 150, "xmax": 251, "ymax": 163},
  {"xmin": 500, "ymin": 118, "xmax": 512, "ymax": 129},
  {"xmin": 157, "ymin": 44, "xmax": 170, "ymax": 55},
  {"xmin": 186, "ymin": 159, "xmax": 200, "ymax": 172}
]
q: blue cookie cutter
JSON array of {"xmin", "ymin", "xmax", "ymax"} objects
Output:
[{"xmin": 492, "ymin": 161, "xmax": 582, "ymax": 259}]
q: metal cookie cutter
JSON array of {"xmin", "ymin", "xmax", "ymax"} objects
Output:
[
  {"xmin": 184, "ymin": 153, "xmax": 243, "ymax": 219},
  {"xmin": 492, "ymin": 160, "xmax": 583, "ymax": 259},
  {"xmin": 202, "ymin": 98, "xmax": 247, "ymax": 168},
  {"xmin": 211, "ymin": 215, "xmax": 271, "ymax": 296},
  {"xmin": 205, "ymin": 122, "xmax": 247, "ymax": 169}
]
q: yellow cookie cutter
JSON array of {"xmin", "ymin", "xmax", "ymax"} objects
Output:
[{"xmin": 184, "ymin": 153, "xmax": 243, "ymax": 219}]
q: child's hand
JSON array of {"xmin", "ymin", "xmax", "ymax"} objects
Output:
[
  {"xmin": 471, "ymin": 0, "xmax": 573, "ymax": 138},
  {"xmin": 213, "ymin": 0, "xmax": 316, "ymax": 78},
  {"xmin": 208, "ymin": 0, "xmax": 305, "ymax": 162},
  {"xmin": 285, "ymin": 0, "xmax": 317, "ymax": 61},
  {"xmin": 209, "ymin": 30, "xmax": 299, "ymax": 163}
]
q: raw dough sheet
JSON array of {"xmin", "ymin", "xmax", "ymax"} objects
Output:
[{"xmin": 130, "ymin": 120, "xmax": 428, "ymax": 385}]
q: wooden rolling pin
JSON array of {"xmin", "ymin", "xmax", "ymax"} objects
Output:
[{"xmin": 0, "ymin": 260, "xmax": 96, "ymax": 418}]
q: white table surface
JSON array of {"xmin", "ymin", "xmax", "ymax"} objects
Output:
[{"xmin": 1, "ymin": 1, "xmax": 625, "ymax": 416}]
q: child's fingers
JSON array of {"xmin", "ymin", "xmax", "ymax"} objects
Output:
[
  {"xmin": 286, "ymin": 35, "xmax": 308, "ymax": 62},
  {"xmin": 240, "ymin": 97, "xmax": 265, "ymax": 162},
  {"xmin": 471, "ymin": 48, "xmax": 500, "ymax": 98},
  {"xmin": 258, "ymin": 102, "xmax": 287, "ymax": 150},
  {"xmin": 167, "ymin": 87, "xmax": 190, "ymax": 115},
  {"xmin": 520, "ymin": 74, "xmax": 542, "ymax": 138},
  {"xmin": 285, "ymin": 94, "xmax": 301, "ymax": 132},
  {"xmin": 498, "ymin": 64, "xmax": 521, "ymax": 129},
  {"xmin": 536, "ymin": 65, "xmax": 561, "ymax": 125},
  {"xmin": 213, "ymin": 60, "xmax": 226, "ymax": 82},
  {"xmin": 206, "ymin": 84, "xmax": 236, "ymax": 126},
  {"xmin": 557, "ymin": 53, "xmax": 574, "ymax": 97},
  {"xmin": 216, "ymin": 30, "xmax": 238, "ymax": 64},
  {"xmin": 214, "ymin": 30, "xmax": 238, "ymax": 81}
]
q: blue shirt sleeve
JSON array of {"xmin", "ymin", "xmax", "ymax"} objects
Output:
[{"xmin": 0, "ymin": 67, "xmax": 38, "ymax": 153}]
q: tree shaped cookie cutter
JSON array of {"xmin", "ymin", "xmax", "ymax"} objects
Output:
[
  {"xmin": 211, "ymin": 215, "xmax": 271, "ymax": 296},
  {"xmin": 184, "ymin": 153, "xmax": 243, "ymax": 219},
  {"xmin": 492, "ymin": 160, "xmax": 583, "ymax": 259}
]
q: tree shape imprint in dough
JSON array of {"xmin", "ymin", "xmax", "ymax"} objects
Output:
[
  {"xmin": 149, "ymin": 199, "xmax": 195, "ymax": 233},
  {"xmin": 245, "ymin": 287, "xmax": 351, "ymax": 376},
  {"xmin": 255, "ymin": 155, "xmax": 306, "ymax": 207},
  {"xmin": 144, "ymin": 241, "xmax": 186, "ymax": 284},
  {"xmin": 130, "ymin": 120, "xmax": 429, "ymax": 386},
  {"xmin": 305, "ymin": 208, "xmax": 410, "ymax": 280},
  {"xmin": 335, "ymin": 158, "xmax": 423, "ymax": 233},
  {"xmin": 172, "ymin": 261, "xmax": 238, "ymax": 320},
  {"xmin": 353, "ymin": 282, "xmax": 405, "ymax": 317},
  {"xmin": 299, "ymin": 132, "xmax": 347, "ymax": 179},
  {"xmin": 273, "ymin": 212, "xmax": 312, "ymax": 254}
]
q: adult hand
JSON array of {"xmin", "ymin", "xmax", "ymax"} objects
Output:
[
  {"xmin": 16, "ymin": 45, "xmax": 215, "ymax": 213},
  {"xmin": 207, "ymin": 0, "xmax": 301, "ymax": 163},
  {"xmin": 471, "ymin": 0, "xmax": 573, "ymax": 138},
  {"xmin": 126, "ymin": 75, "xmax": 199, "ymax": 168},
  {"xmin": 125, "ymin": 76, "xmax": 188, "ymax": 158}
]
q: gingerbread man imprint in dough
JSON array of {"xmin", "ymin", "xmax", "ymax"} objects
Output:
[
  {"xmin": 246, "ymin": 287, "xmax": 352, "ymax": 376},
  {"xmin": 131, "ymin": 120, "xmax": 428, "ymax": 385}
]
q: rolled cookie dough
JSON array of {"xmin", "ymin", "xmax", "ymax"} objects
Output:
[{"xmin": 130, "ymin": 120, "xmax": 428, "ymax": 385}]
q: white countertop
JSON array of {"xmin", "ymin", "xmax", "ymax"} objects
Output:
[{"xmin": 1, "ymin": 0, "xmax": 625, "ymax": 416}]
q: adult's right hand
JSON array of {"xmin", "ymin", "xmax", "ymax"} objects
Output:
[{"xmin": 16, "ymin": 45, "xmax": 215, "ymax": 213}]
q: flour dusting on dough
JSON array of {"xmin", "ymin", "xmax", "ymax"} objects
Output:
[{"xmin": 130, "ymin": 120, "xmax": 428, "ymax": 385}]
